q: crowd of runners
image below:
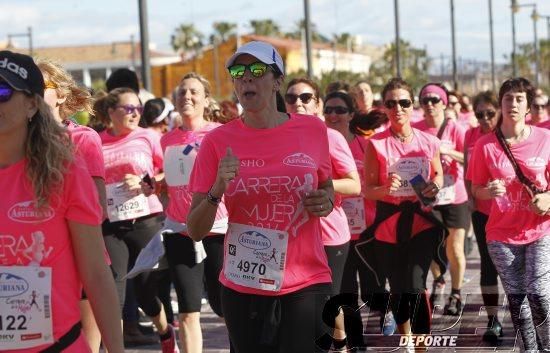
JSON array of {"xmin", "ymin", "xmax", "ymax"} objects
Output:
[{"xmin": 0, "ymin": 39, "xmax": 548, "ymax": 353}]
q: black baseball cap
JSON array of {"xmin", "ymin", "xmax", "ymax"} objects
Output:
[{"xmin": 0, "ymin": 50, "xmax": 44, "ymax": 97}]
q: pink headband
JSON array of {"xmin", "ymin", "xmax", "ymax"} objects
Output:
[{"xmin": 420, "ymin": 85, "xmax": 448, "ymax": 106}]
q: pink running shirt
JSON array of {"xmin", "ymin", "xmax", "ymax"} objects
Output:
[
  {"xmin": 100, "ymin": 127, "xmax": 164, "ymax": 216},
  {"xmin": 189, "ymin": 114, "xmax": 332, "ymax": 296},
  {"xmin": 368, "ymin": 128, "xmax": 440, "ymax": 244},
  {"xmin": 161, "ymin": 123, "xmax": 228, "ymax": 230},
  {"xmin": 1, "ymin": 158, "xmax": 102, "ymax": 353},
  {"xmin": 470, "ymin": 126, "xmax": 550, "ymax": 244},
  {"xmin": 537, "ymin": 120, "xmax": 550, "ymax": 130},
  {"xmin": 65, "ymin": 120, "xmax": 105, "ymax": 179},
  {"xmin": 345, "ymin": 136, "xmax": 376, "ymax": 240},
  {"xmin": 321, "ymin": 128, "xmax": 356, "ymax": 246},
  {"xmin": 413, "ymin": 119, "xmax": 468, "ymax": 205},
  {"xmin": 464, "ymin": 126, "xmax": 491, "ymax": 215}
]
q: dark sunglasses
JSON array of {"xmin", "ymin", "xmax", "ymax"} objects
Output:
[
  {"xmin": 384, "ymin": 99, "xmax": 412, "ymax": 109},
  {"xmin": 284, "ymin": 93, "xmax": 315, "ymax": 105},
  {"xmin": 532, "ymin": 104, "xmax": 546, "ymax": 109},
  {"xmin": 116, "ymin": 104, "xmax": 144, "ymax": 115},
  {"xmin": 324, "ymin": 106, "xmax": 349, "ymax": 115},
  {"xmin": 0, "ymin": 83, "xmax": 15, "ymax": 103},
  {"xmin": 420, "ymin": 96, "xmax": 442, "ymax": 105},
  {"xmin": 448, "ymin": 101, "xmax": 459, "ymax": 106},
  {"xmin": 475, "ymin": 110, "xmax": 497, "ymax": 120},
  {"xmin": 228, "ymin": 62, "xmax": 270, "ymax": 79}
]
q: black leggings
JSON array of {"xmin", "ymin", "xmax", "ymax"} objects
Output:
[
  {"xmin": 222, "ymin": 283, "xmax": 331, "ymax": 353},
  {"xmin": 163, "ymin": 233, "xmax": 225, "ymax": 316},
  {"xmin": 376, "ymin": 229, "xmax": 441, "ymax": 334},
  {"xmin": 102, "ymin": 214, "xmax": 164, "ymax": 317},
  {"xmin": 472, "ymin": 211, "xmax": 499, "ymax": 287},
  {"xmin": 324, "ymin": 242, "xmax": 350, "ymax": 296}
]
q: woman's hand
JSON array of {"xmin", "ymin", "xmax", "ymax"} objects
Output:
[
  {"xmin": 385, "ymin": 173, "xmax": 402, "ymax": 195},
  {"xmin": 303, "ymin": 189, "xmax": 333, "ymax": 217},
  {"xmin": 486, "ymin": 179, "xmax": 507, "ymax": 199},
  {"xmin": 140, "ymin": 176, "xmax": 156, "ymax": 196},
  {"xmin": 421, "ymin": 181, "xmax": 440, "ymax": 199},
  {"xmin": 122, "ymin": 174, "xmax": 143, "ymax": 192},
  {"xmin": 529, "ymin": 192, "xmax": 550, "ymax": 216},
  {"xmin": 211, "ymin": 147, "xmax": 240, "ymax": 197}
]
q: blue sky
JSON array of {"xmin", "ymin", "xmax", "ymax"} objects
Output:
[{"xmin": 2, "ymin": 0, "xmax": 549, "ymax": 65}]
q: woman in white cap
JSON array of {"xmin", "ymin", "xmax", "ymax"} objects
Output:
[
  {"xmin": 0, "ymin": 51, "xmax": 124, "ymax": 353},
  {"xmin": 187, "ymin": 41, "xmax": 334, "ymax": 352}
]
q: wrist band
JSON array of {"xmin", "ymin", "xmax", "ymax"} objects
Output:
[{"xmin": 206, "ymin": 190, "xmax": 222, "ymax": 206}]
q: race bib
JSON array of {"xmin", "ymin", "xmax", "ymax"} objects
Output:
[
  {"xmin": 388, "ymin": 157, "xmax": 430, "ymax": 197},
  {"xmin": 0, "ymin": 266, "xmax": 53, "ymax": 349},
  {"xmin": 342, "ymin": 197, "xmax": 367, "ymax": 233},
  {"xmin": 224, "ymin": 223, "xmax": 288, "ymax": 292},
  {"xmin": 106, "ymin": 183, "xmax": 151, "ymax": 222},
  {"xmin": 435, "ymin": 174, "xmax": 456, "ymax": 205},
  {"xmin": 164, "ymin": 144, "xmax": 197, "ymax": 187}
]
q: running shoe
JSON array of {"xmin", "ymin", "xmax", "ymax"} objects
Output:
[
  {"xmin": 444, "ymin": 294, "xmax": 462, "ymax": 316},
  {"xmin": 380, "ymin": 311, "xmax": 397, "ymax": 336},
  {"xmin": 482, "ymin": 318, "xmax": 503, "ymax": 343},
  {"xmin": 160, "ymin": 324, "xmax": 180, "ymax": 353}
]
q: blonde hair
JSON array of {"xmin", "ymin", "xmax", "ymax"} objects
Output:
[
  {"xmin": 37, "ymin": 59, "xmax": 93, "ymax": 119},
  {"xmin": 26, "ymin": 96, "xmax": 74, "ymax": 206}
]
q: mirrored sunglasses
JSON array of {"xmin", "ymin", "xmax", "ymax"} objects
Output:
[
  {"xmin": 384, "ymin": 99, "xmax": 412, "ymax": 109},
  {"xmin": 228, "ymin": 62, "xmax": 269, "ymax": 79},
  {"xmin": 284, "ymin": 93, "xmax": 315, "ymax": 105},
  {"xmin": 0, "ymin": 83, "xmax": 15, "ymax": 103}
]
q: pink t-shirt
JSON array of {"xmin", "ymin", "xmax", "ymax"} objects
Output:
[
  {"xmin": 345, "ymin": 136, "xmax": 376, "ymax": 241},
  {"xmin": 368, "ymin": 128, "xmax": 440, "ymax": 244},
  {"xmin": 1, "ymin": 158, "xmax": 102, "ymax": 353},
  {"xmin": 161, "ymin": 123, "xmax": 228, "ymax": 230},
  {"xmin": 470, "ymin": 126, "xmax": 550, "ymax": 244},
  {"xmin": 189, "ymin": 114, "xmax": 332, "ymax": 296},
  {"xmin": 321, "ymin": 128, "xmax": 356, "ymax": 246},
  {"xmin": 465, "ymin": 126, "xmax": 492, "ymax": 215},
  {"xmin": 100, "ymin": 127, "xmax": 164, "ymax": 216},
  {"xmin": 537, "ymin": 120, "xmax": 550, "ymax": 130},
  {"xmin": 413, "ymin": 119, "xmax": 468, "ymax": 205},
  {"xmin": 65, "ymin": 120, "xmax": 105, "ymax": 179}
]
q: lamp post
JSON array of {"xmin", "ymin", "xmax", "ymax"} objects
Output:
[
  {"xmin": 138, "ymin": 0, "xmax": 152, "ymax": 91},
  {"xmin": 488, "ymin": 0, "xmax": 496, "ymax": 91},
  {"xmin": 511, "ymin": 0, "xmax": 518, "ymax": 76},
  {"xmin": 450, "ymin": 0, "xmax": 458, "ymax": 90},
  {"xmin": 511, "ymin": 1, "xmax": 539, "ymax": 86},
  {"xmin": 7, "ymin": 27, "xmax": 33, "ymax": 57},
  {"xmin": 394, "ymin": 0, "xmax": 401, "ymax": 77},
  {"xmin": 303, "ymin": 0, "xmax": 313, "ymax": 79}
]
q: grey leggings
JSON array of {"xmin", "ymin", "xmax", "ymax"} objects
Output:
[{"xmin": 488, "ymin": 236, "xmax": 550, "ymax": 352}]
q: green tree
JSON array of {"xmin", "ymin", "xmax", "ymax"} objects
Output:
[
  {"xmin": 171, "ymin": 24, "xmax": 204, "ymax": 54},
  {"xmin": 249, "ymin": 19, "xmax": 281, "ymax": 37},
  {"xmin": 369, "ymin": 39, "xmax": 431, "ymax": 92},
  {"xmin": 212, "ymin": 22, "xmax": 237, "ymax": 43},
  {"xmin": 515, "ymin": 39, "xmax": 549, "ymax": 90},
  {"xmin": 284, "ymin": 20, "xmax": 330, "ymax": 43}
]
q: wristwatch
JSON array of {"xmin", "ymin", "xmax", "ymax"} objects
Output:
[{"xmin": 206, "ymin": 190, "xmax": 222, "ymax": 206}]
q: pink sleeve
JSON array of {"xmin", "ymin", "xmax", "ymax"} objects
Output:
[
  {"xmin": 74, "ymin": 131, "xmax": 105, "ymax": 179},
  {"xmin": 150, "ymin": 133, "xmax": 164, "ymax": 174},
  {"xmin": 189, "ymin": 134, "xmax": 219, "ymax": 193},
  {"xmin": 317, "ymin": 125, "xmax": 332, "ymax": 184},
  {"xmin": 470, "ymin": 139, "xmax": 491, "ymax": 186},
  {"xmin": 328, "ymin": 129, "xmax": 357, "ymax": 178},
  {"xmin": 63, "ymin": 157, "xmax": 103, "ymax": 225},
  {"xmin": 454, "ymin": 124, "xmax": 466, "ymax": 152}
]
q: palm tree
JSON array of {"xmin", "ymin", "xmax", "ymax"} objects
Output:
[
  {"xmin": 285, "ymin": 20, "xmax": 329, "ymax": 43},
  {"xmin": 212, "ymin": 22, "xmax": 237, "ymax": 43},
  {"xmin": 249, "ymin": 19, "xmax": 281, "ymax": 37},
  {"xmin": 171, "ymin": 24, "xmax": 204, "ymax": 54}
]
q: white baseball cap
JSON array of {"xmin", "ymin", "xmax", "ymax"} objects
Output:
[{"xmin": 225, "ymin": 41, "xmax": 284, "ymax": 75}]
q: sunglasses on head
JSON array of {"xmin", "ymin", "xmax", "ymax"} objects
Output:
[
  {"xmin": 284, "ymin": 93, "xmax": 315, "ymax": 105},
  {"xmin": 116, "ymin": 104, "xmax": 143, "ymax": 115},
  {"xmin": 420, "ymin": 96, "xmax": 441, "ymax": 105},
  {"xmin": 475, "ymin": 110, "xmax": 497, "ymax": 120},
  {"xmin": 324, "ymin": 106, "xmax": 349, "ymax": 115},
  {"xmin": 228, "ymin": 62, "xmax": 270, "ymax": 79},
  {"xmin": 384, "ymin": 99, "xmax": 412, "ymax": 109},
  {"xmin": 44, "ymin": 80, "xmax": 57, "ymax": 90},
  {"xmin": 0, "ymin": 82, "xmax": 15, "ymax": 103}
]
